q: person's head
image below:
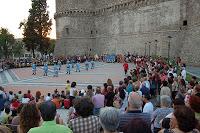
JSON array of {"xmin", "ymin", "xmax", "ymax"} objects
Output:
[
  {"xmin": 179, "ymin": 79, "xmax": 186, "ymax": 87},
  {"xmin": 9, "ymin": 91, "xmax": 13, "ymax": 95},
  {"xmin": 173, "ymin": 98, "xmax": 185, "ymax": 109},
  {"xmin": 87, "ymin": 85, "xmax": 92, "ymax": 90},
  {"xmin": 96, "ymin": 87, "xmax": 101, "ymax": 94},
  {"xmin": 107, "ymin": 79, "xmax": 113, "ymax": 86},
  {"xmin": 99, "ymin": 107, "xmax": 120, "ymax": 132},
  {"xmin": 171, "ymin": 106, "xmax": 198, "ymax": 132},
  {"xmin": 71, "ymin": 82, "xmax": 76, "ymax": 88},
  {"xmin": 123, "ymin": 118, "xmax": 151, "ymax": 133},
  {"xmin": 5, "ymin": 107, "xmax": 10, "ymax": 114},
  {"xmin": 162, "ymin": 80, "xmax": 168, "ymax": 87},
  {"xmin": 20, "ymin": 103, "xmax": 40, "ymax": 133},
  {"xmin": 27, "ymin": 90, "xmax": 31, "ymax": 94},
  {"xmin": 119, "ymin": 81, "xmax": 124, "ymax": 86},
  {"xmin": 103, "ymin": 83, "xmax": 108, "ymax": 89},
  {"xmin": 189, "ymin": 94, "xmax": 200, "ymax": 113},
  {"xmin": 66, "ymin": 80, "xmax": 70, "ymax": 84},
  {"xmin": 47, "ymin": 93, "xmax": 51, "ymax": 97},
  {"xmin": 160, "ymin": 95, "xmax": 172, "ymax": 108},
  {"xmin": 0, "ymin": 86, "xmax": 4, "ymax": 91},
  {"xmin": 142, "ymin": 94, "xmax": 151, "ymax": 103},
  {"xmin": 74, "ymin": 97, "xmax": 94, "ymax": 118},
  {"xmin": 18, "ymin": 91, "xmax": 22, "ymax": 94},
  {"xmin": 128, "ymin": 92, "xmax": 143, "ymax": 110},
  {"xmin": 39, "ymin": 101, "xmax": 56, "ymax": 121}
]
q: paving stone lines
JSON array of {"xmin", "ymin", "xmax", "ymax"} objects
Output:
[{"xmin": 1, "ymin": 62, "xmax": 130, "ymax": 94}]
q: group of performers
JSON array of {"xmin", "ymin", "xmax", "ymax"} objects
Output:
[{"xmin": 31, "ymin": 60, "xmax": 95, "ymax": 77}]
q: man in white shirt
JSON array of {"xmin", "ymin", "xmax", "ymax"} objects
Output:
[
  {"xmin": 142, "ymin": 94, "xmax": 153, "ymax": 114},
  {"xmin": 181, "ymin": 67, "xmax": 186, "ymax": 81},
  {"xmin": 45, "ymin": 93, "xmax": 52, "ymax": 101}
]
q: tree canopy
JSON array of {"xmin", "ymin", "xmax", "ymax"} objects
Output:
[
  {"xmin": 0, "ymin": 28, "xmax": 15, "ymax": 58},
  {"xmin": 19, "ymin": 0, "xmax": 52, "ymax": 58}
]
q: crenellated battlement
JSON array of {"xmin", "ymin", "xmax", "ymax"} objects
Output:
[{"xmin": 55, "ymin": 0, "xmax": 174, "ymax": 18}]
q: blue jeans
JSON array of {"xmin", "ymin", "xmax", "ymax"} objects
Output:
[{"xmin": 93, "ymin": 108, "xmax": 101, "ymax": 116}]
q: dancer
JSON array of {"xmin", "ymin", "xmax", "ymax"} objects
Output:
[
  {"xmin": 123, "ymin": 62, "xmax": 129, "ymax": 75},
  {"xmin": 58, "ymin": 60, "xmax": 62, "ymax": 70},
  {"xmin": 85, "ymin": 60, "xmax": 89, "ymax": 71},
  {"xmin": 32, "ymin": 62, "xmax": 37, "ymax": 75},
  {"xmin": 66, "ymin": 61, "xmax": 72, "ymax": 74},
  {"xmin": 76, "ymin": 61, "xmax": 81, "ymax": 72},
  {"xmin": 91, "ymin": 60, "xmax": 95, "ymax": 69},
  {"xmin": 43, "ymin": 63, "xmax": 48, "ymax": 76},
  {"xmin": 53, "ymin": 64, "xmax": 59, "ymax": 77}
]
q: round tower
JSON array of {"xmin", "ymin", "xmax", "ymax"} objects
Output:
[{"xmin": 54, "ymin": 0, "xmax": 96, "ymax": 57}]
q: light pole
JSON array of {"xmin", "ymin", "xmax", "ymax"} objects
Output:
[
  {"xmin": 148, "ymin": 41, "xmax": 151, "ymax": 57},
  {"xmin": 168, "ymin": 36, "xmax": 172, "ymax": 63},
  {"xmin": 155, "ymin": 40, "xmax": 158, "ymax": 57},
  {"xmin": 145, "ymin": 43, "xmax": 147, "ymax": 56}
]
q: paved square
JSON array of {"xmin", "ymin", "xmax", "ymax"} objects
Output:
[{"xmin": 1, "ymin": 62, "xmax": 134, "ymax": 95}]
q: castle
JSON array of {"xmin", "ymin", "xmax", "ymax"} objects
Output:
[{"xmin": 54, "ymin": 0, "xmax": 200, "ymax": 66}]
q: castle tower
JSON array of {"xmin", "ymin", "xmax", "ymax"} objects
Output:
[{"xmin": 54, "ymin": 0, "xmax": 96, "ymax": 56}]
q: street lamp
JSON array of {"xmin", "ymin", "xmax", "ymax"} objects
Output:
[
  {"xmin": 155, "ymin": 40, "xmax": 158, "ymax": 57},
  {"xmin": 148, "ymin": 41, "xmax": 151, "ymax": 57},
  {"xmin": 168, "ymin": 36, "xmax": 172, "ymax": 63},
  {"xmin": 145, "ymin": 43, "xmax": 147, "ymax": 56}
]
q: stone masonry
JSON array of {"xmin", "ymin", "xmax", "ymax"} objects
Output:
[{"xmin": 54, "ymin": 0, "xmax": 200, "ymax": 66}]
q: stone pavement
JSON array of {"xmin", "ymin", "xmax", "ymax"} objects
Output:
[{"xmin": 0, "ymin": 62, "xmax": 136, "ymax": 95}]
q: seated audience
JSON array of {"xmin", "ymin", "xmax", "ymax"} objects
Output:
[
  {"xmin": 152, "ymin": 95, "xmax": 173, "ymax": 133},
  {"xmin": 123, "ymin": 118, "xmax": 152, "ymax": 133},
  {"xmin": 118, "ymin": 92, "xmax": 151, "ymax": 132},
  {"xmin": 69, "ymin": 97, "xmax": 100, "ymax": 133},
  {"xmin": 28, "ymin": 101, "xmax": 72, "ymax": 133},
  {"xmin": 19, "ymin": 103, "xmax": 41, "ymax": 133},
  {"xmin": 99, "ymin": 107, "xmax": 120, "ymax": 133}
]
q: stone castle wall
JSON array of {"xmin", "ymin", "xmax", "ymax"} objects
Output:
[{"xmin": 54, "ymin": 0, "xmax": 200, "ymax": 66}]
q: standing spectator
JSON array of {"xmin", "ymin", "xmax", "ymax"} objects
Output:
[
  {"xmin": 69, "ymin": 82, "xmax": 77, "ymax": 107},
  {"xmin": 105, "ymin": 86, "xmax": 115, "ymax": 107},
  {"xmin": 45, "ymin": 93, "xmax": 52, "ymax": 101},
  {"xmin": 85, "ymin": 85, "xmax": 94, "ymax": 98},
  {"xmin": 170, "ymin": 106, "xmax": 199, "ymax": 133},
  {"xmin": 19, "ymin": 103, "xmax": 41, "ymax": 133},
  {"xmin": 35, "ymin": 91, "xmax": 41, "ymax": 102},
  {"xmin": 92, "ymin": 87, "xmax": 105, "ymax": 115},
  {"xmin": 8, "ymin": 91, "xmax": 15, "ymax": 102},
  {"xmin": 142, "ymin": 94, "xmax": 154, "ymax": 114},
  {"xmin": 151, "ymin": 95, "xmax": 173, "ymax": 133},
  {"xmin": 0, "ymin": 107, "xmax": 11, "ymax": 124},
  {"xmin": 22, "ymin": 94, "xmax": 30, "ymax": 104},
  {"xmin": 118, "ymin": 92, "xmax": 151, "ymax": 132},
  {"xmin": 123, "ymin": 62, "xmax": 129, "ymax": 75},
  {"xmin": 160, "ymin": 81, "xmax": 171, "ymax": 97},
  {"xmin": 99, "ymin": 107, "xmax": 120, "ymax": 133},
  {"xmin": 28, "ymin": 101, "xmax": 72, "ymax": 133},
  {"xmin": 126, "ymin": 80, "xmax": 134, "ymax": 94},
  {"xmin": 102, "ymin": 83, "xmax": 108, "ymax": 96},
  {"xmin": 16, "ymin": 91, "xmax": 23, "ymax": 102},
  {"xmin": 26, "ymin": 90, "xmax": 33, "ymax": 100},
  {"xmin": 51, "ymin": 95, "xmax": 61, "ymax": 109},
  {"xmin": 69, "ymin": 97, "xmax": 100, "ymax": 133},
  {"xmin": 181, "ymin": 64, "xmax": 187, "ymax": 81}
]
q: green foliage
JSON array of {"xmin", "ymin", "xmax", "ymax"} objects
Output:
[
  {"xmin": 19, "ymin": 0, "xmax": 52, "ymax": 58},
  {"xmin": 12, "ymin": 41, "xmax": 25, "ymax": 58},
  {"xmin": 47, "ymin": 39, "xmax": 55, "ymax": 54},
  {"xmin": 0, "ymin": 28, "xmax": 15, "ymax": 58}
]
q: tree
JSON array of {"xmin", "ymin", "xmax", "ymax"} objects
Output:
[
  {"xmin": 12, "ymin": 41, "xmax": 25, "ymax": 59},
  {"xmin": 0, "ymin": 28, "xmax": 15, "ymax": 58},
  {"xmin": 47, "ymin": 39, "xmax": 55, "ymax": 55},
  {"xmin": 19, "ymin": 0, "xmax": 52, "ymax": 58}
]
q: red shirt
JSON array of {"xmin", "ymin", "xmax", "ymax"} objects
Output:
[{"xmin": 123, "ymin": 63, "xmax": 129, "ymax": 70}]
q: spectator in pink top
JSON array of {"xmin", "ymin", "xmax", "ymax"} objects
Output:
[{"xmin": 92, "ymin": 87, "xmax": 105, "ymax": 116}]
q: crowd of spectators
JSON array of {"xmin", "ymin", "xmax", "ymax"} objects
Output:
[{"xmin": 0, "ymin": 56, "xmax": 200, "ymax": 133}]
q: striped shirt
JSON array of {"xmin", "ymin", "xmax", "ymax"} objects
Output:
[{"xmin": 118, "ymin": 110, "xmax": 151, "ymax": 132}]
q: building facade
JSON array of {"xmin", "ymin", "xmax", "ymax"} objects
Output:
[{"xmin": 54, "ymin": 0, "xmax": 200, "ymax": 66}]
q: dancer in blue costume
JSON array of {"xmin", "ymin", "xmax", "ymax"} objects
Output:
[
  {"xmin": 43, "ymin": 63, "xmax": 48, "ymax": 76},
  {"xmin": 58, "ymin": 60, "xmax": 62, "ymax": 70},
  {"xmin": 53, "ymin": 64, "xmax": 59, "ymax": 77},
  {"xmin": 32, "ymin": 62, "xmax": 37, "ymax": 75},
  {"xmin": 91, "ymin": 60, "xmax": 95, "ymax": 69},
  {"xmin": 66, "ymin": 61, "xmax": 72, "ymax": 74},
  {"xmin": 85, "ymin": 60, "xmax": 89, "ymax": 71},
  {"xmin": 76, "ymin": 61, "xmax": 81, "ymax": 72}
]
